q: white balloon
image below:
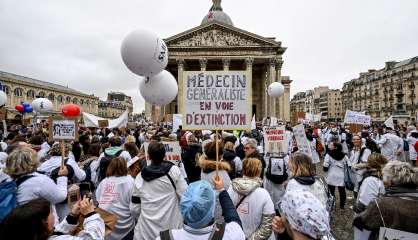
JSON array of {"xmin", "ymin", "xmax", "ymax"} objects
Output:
[
  {"xmin": 31, "ymin": 98, "xmax": 53, "ymax": 113},
  {"xmin": 121, "ymin": 29, "xmax": 168, "ymax": 77},
  {"xmin": 0, "ymin": 91, "xmax": 7, "ymax": 107},
  {"xmin": 139, "ymin": 70, "xmax": 178, "ymax": 106},
  {"xmin": 267, "ymin": 82, "xmax": 285, "ymax": 98}
]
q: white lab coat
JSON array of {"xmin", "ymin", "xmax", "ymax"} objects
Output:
[
  {"xmin": 375, "ymin": 133, "xmax": 403, "ymax": 161},
  {"xmin": 131, "ymin": 166, "xmax": 188, "ymax": 240},
  {"xmin": 323, "ymin": 155, "xmax": 348, "ymax": 187},
  {"xmin": 96, "ymin": 176, "xmax": 135, "ymax": 240}
]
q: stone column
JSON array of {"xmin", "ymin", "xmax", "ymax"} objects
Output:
[
  {"xmin": 268, "ymin": 58, "xmax": 277, "ymax": 117},
  {"xmin": 284, "ymin": 82, "xmax": 291, "ymax": 122},
  {"xmin": 222, "ymin": 58, "xmax": 230, "ymax": 71},
  {"xmin": 245, "ymin": 57, "xmax": 254, "ymax": 118},
  {"xmin": 199, "ymin": 58, "xmax": 207, "ymax": 71},
  {"xmin": 177, "ymin": 59, "xmax": 185, "ymax": 114}
]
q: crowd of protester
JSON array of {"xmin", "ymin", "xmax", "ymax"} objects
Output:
[{"xmin": 0, "ymin": 120, "xmax": 417, "ymax": 240}]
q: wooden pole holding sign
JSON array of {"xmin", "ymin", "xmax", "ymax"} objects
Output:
[
  {"xmin": 215, "ymin": 129, "xmax": 219, "ymax": 177},
  {"xmin": 60, "ymin": 139, "xmax": 66, "ymax": 168}
]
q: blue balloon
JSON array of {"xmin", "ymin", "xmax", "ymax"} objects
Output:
[
  {"xmin": 22, "ymin": 102, "xmax": 30, "ymax": 107},
  {"xmin": 24, "ymin": 105, "xmax": 33, "ymax": 113}
]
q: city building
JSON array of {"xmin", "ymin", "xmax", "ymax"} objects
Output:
[
  {"xmin": 290, "ymin": 86, "xmax": 329, "ymax": 115},
  {"xmin": 145, "ymin": 0, "xmax": 292, "ymax": 123},
  {"xmin": 0, "ymin": 71, "xmax": 99, "ymax": 118},
  {"xmin": 98, "ymin": 92, "xmax": 133, "ymax": 119},
  {"xmin": 342, "ymin": 56, "xmax": 418, "ymax": 122}
]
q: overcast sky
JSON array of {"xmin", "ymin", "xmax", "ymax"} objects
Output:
[{"xmin": 1, "ymin": 0, "xmax": 417, "ymax": 113}]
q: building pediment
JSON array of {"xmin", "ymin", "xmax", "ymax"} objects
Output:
[{"xmin": 165, "ymin": 21, "xmax": 282, "ymax": 49}]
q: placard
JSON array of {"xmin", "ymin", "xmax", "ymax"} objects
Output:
[
  {"xmin": 181, "ymin": 71, "xmax": 252, "ymax": 130},
  {"xmin": 263, "ymin": 125, "xmax": 288, "ymax": 154},
  {"xmin": 142, "ymin": 141, "xmax": 182, "ymax": 165},
  {"xmin": 378, "ymin": 227, "xmax": 418, "ymax": 240},
  {"xmin": 49, "ymin": 118, "xmax": 79, "ymax": 141},
  {"xmin": 344, "ymin": 110, "xmax": 371, "ymax": 126},
  {"xmin": 172, "ymin": 114, "xmax": 182, "ymax": 133},
  {"xmin": 293, "ymin": 124, "xmax": 312, "ymax": 157},
  {"xmin": 98, "ymin": 119, "xmax": 109, "ymax": 128}
]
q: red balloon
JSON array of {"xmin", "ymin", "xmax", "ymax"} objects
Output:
[
  {"xmin": 61, "ymin": 104, "xmax": 80, "ymax": 117},
  {"xmin": 15, "ymin": 105, "xmax": 24, "ymax": 112}
]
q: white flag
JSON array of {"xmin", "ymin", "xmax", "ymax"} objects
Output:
[
  {"xmin": 384, "ymin": 116, "xmax": 394, "ymax": 129},
  {"xmin": 251, "ymin": 115, "xmax": 256, "ymax": 130}
]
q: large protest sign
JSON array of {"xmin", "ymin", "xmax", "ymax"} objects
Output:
[
  {"xmin": 143, "ymin": 141, "xmax": 182, "ymax": 165},
  {"xmin": 49, "ymin": 118, "xmax": 79, "ymax": 141},
  {"xmin": 293, "ymin": 124, "xmax": 312, "ymax": 157},
  {"xmin": 181, "ymin": 71, "xmax": 252, "ymax": 130},
  {"xmin": 263, "ymin": 125, "xmax": 288, "ymax": 154},
  {"xmin": 344, "ymin": 110, "xmax": 371, "ymax": 126}
]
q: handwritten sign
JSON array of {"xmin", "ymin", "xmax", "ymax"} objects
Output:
[
  {"xmin": 293, "ymin": 124, "xmax": 312, "ymax": 157},
  {"xmin": 49, "ymin": 119, "xmax": 78, "ymax": 141},
  {"xmin": 344, "ymin": 110, "xmax": 371, "ymax": 126},
  {"xmin": 182, "ymin": 71, "xmax": 252, "ymax": 130},
  {"xmin": 263, "ymin": 125, "xmax": 288, "ymax": 154},
  {"xmin": 98, "ymin": 119, "xmax": 109, "ymax": 128},
  {"xmin": 143, "ymin": 141, "xmax": 182, "ymax": 165}
]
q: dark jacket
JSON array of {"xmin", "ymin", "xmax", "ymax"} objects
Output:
[
  {"xmin": 353, "ymin": 185, "xmax": 418, "ymax": 240},
  {"xmin": 181, "ymin": 143, "xmax": 202, "ymax": 183},
  {"xmin": 223, "ymin": 149, "xmax": 239, "ymax": 180}
]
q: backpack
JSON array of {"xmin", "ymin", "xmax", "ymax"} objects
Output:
[
  {"xmin": 49, "ymin": 158, "xmax": 75, "ymax": 184},
  {"xmin": 0, "ymin": 175, "xmax": 35, "ymax": 222},
  {"xmin": 265, "ymin": 156, "xmax": 288, "ymax": 184},
  {"xmin": 97, "ymin": 150, "xmax": 123, "ymax": 184},
  {"xmin": 403, "ymin": 140, "xmax": 409, "ymax": 152}
]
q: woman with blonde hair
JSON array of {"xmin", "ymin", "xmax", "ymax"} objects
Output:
[
  {"xmin": 4, "ymin": 147, "xmax": 68, "ymax": 225},
  {"xmin": 285, "ymin": 153, "xmax": 331, "ymax": 213},
  {"xmin": 228, "ymin": 157, "xmax": 275, "ymax": 240}
]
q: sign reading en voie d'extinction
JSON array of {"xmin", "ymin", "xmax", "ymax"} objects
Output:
[{"xmin": 182, "ymin": 71, "xmax": 252, "ymax": 130}]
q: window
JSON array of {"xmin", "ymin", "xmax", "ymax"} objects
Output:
[
  {"xmin": 14, "ymin": 88, "xmax": 23, "ymax": 97},
  {"xmin": 72, "ymin": 98, "xmax": 78, "ymax": 104},
  {"xmin": 80, "ymin": 99, "xmax": 84, "ymax": 105},
  {"xmin": 2, "ymin": 86, "xmax": 10, "ymax": 94},
  {"xmin": 66, "ymin": 96, "xmax": 71, "ymax": 103},
  {"xmin": 57, "ymin": 95, "xmax": 63, "ymax": 103},
  {"xmin": 27, "ymin": 90, "xmax": 35, "ymax": 99},
  {"xmin": 48, "ymin": 93, "xmax": 55, "ymax": 101},
  {"xmin": 38, "ymin": 91, "xmax": 45, "ymax": 98}
]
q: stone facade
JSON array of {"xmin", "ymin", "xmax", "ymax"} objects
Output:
[
  {"xmin": 98, "ymin": 92, "xmax": 133, "ymax": 119},
  {"xmin": 0, "ymin": 71, "xmax": 98, "ymax": 117},
  {"xmin": 145, "ymin": 5, "xmax": 292, "ymax": 123},
  {"xmin": 342, "ymin": 56, "xmax": 418, "ymax": 122}
]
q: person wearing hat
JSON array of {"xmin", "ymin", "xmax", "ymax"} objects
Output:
[
  {"xmin": 156, "ymin": 176, "xmax": 245, "ymax": 240},
  {"xmin": 272, "ymin": 190, "xmax": 334, "ymax": 240}
]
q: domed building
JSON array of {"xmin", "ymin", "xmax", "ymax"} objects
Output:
[{"xmin": 145, "ymin": 0, "xmax": 292, "ymax": 123}]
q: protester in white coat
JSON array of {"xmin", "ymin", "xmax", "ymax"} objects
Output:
[
  {"xmin": 323, "ymin": 142, "xmax": 348, "ymax": 209},
  {"xmin": 228, "ymin": 158, "xmax": 275, "ymax": 240},
  {"xmin": 286, "ymin": 153, "xmax": 330, "ymax": 213},
  {"xmin": 0, "ymin": 197, "xmax": 105, "ymax": 240},
  {"xmin": 96, "ymin": 157, "xmax": 135, "ymax": 240},
  {"xmin": 348, "ymin": 135, "xmax": 372, "ymax": 195},
  {"xmin": 374, "ymin": 128, "xmax": 403, "ymax": 161},
  {"xmin": 130, "ymin": 141, "xmax": 188, "ymax": 240},
  {"xmin": 352, "ymin": 153, "xmax": 387, "ymax": 240},
  {"xmin": 4, "ymin": 147, "xmax": 68, "ymax": 226}
]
